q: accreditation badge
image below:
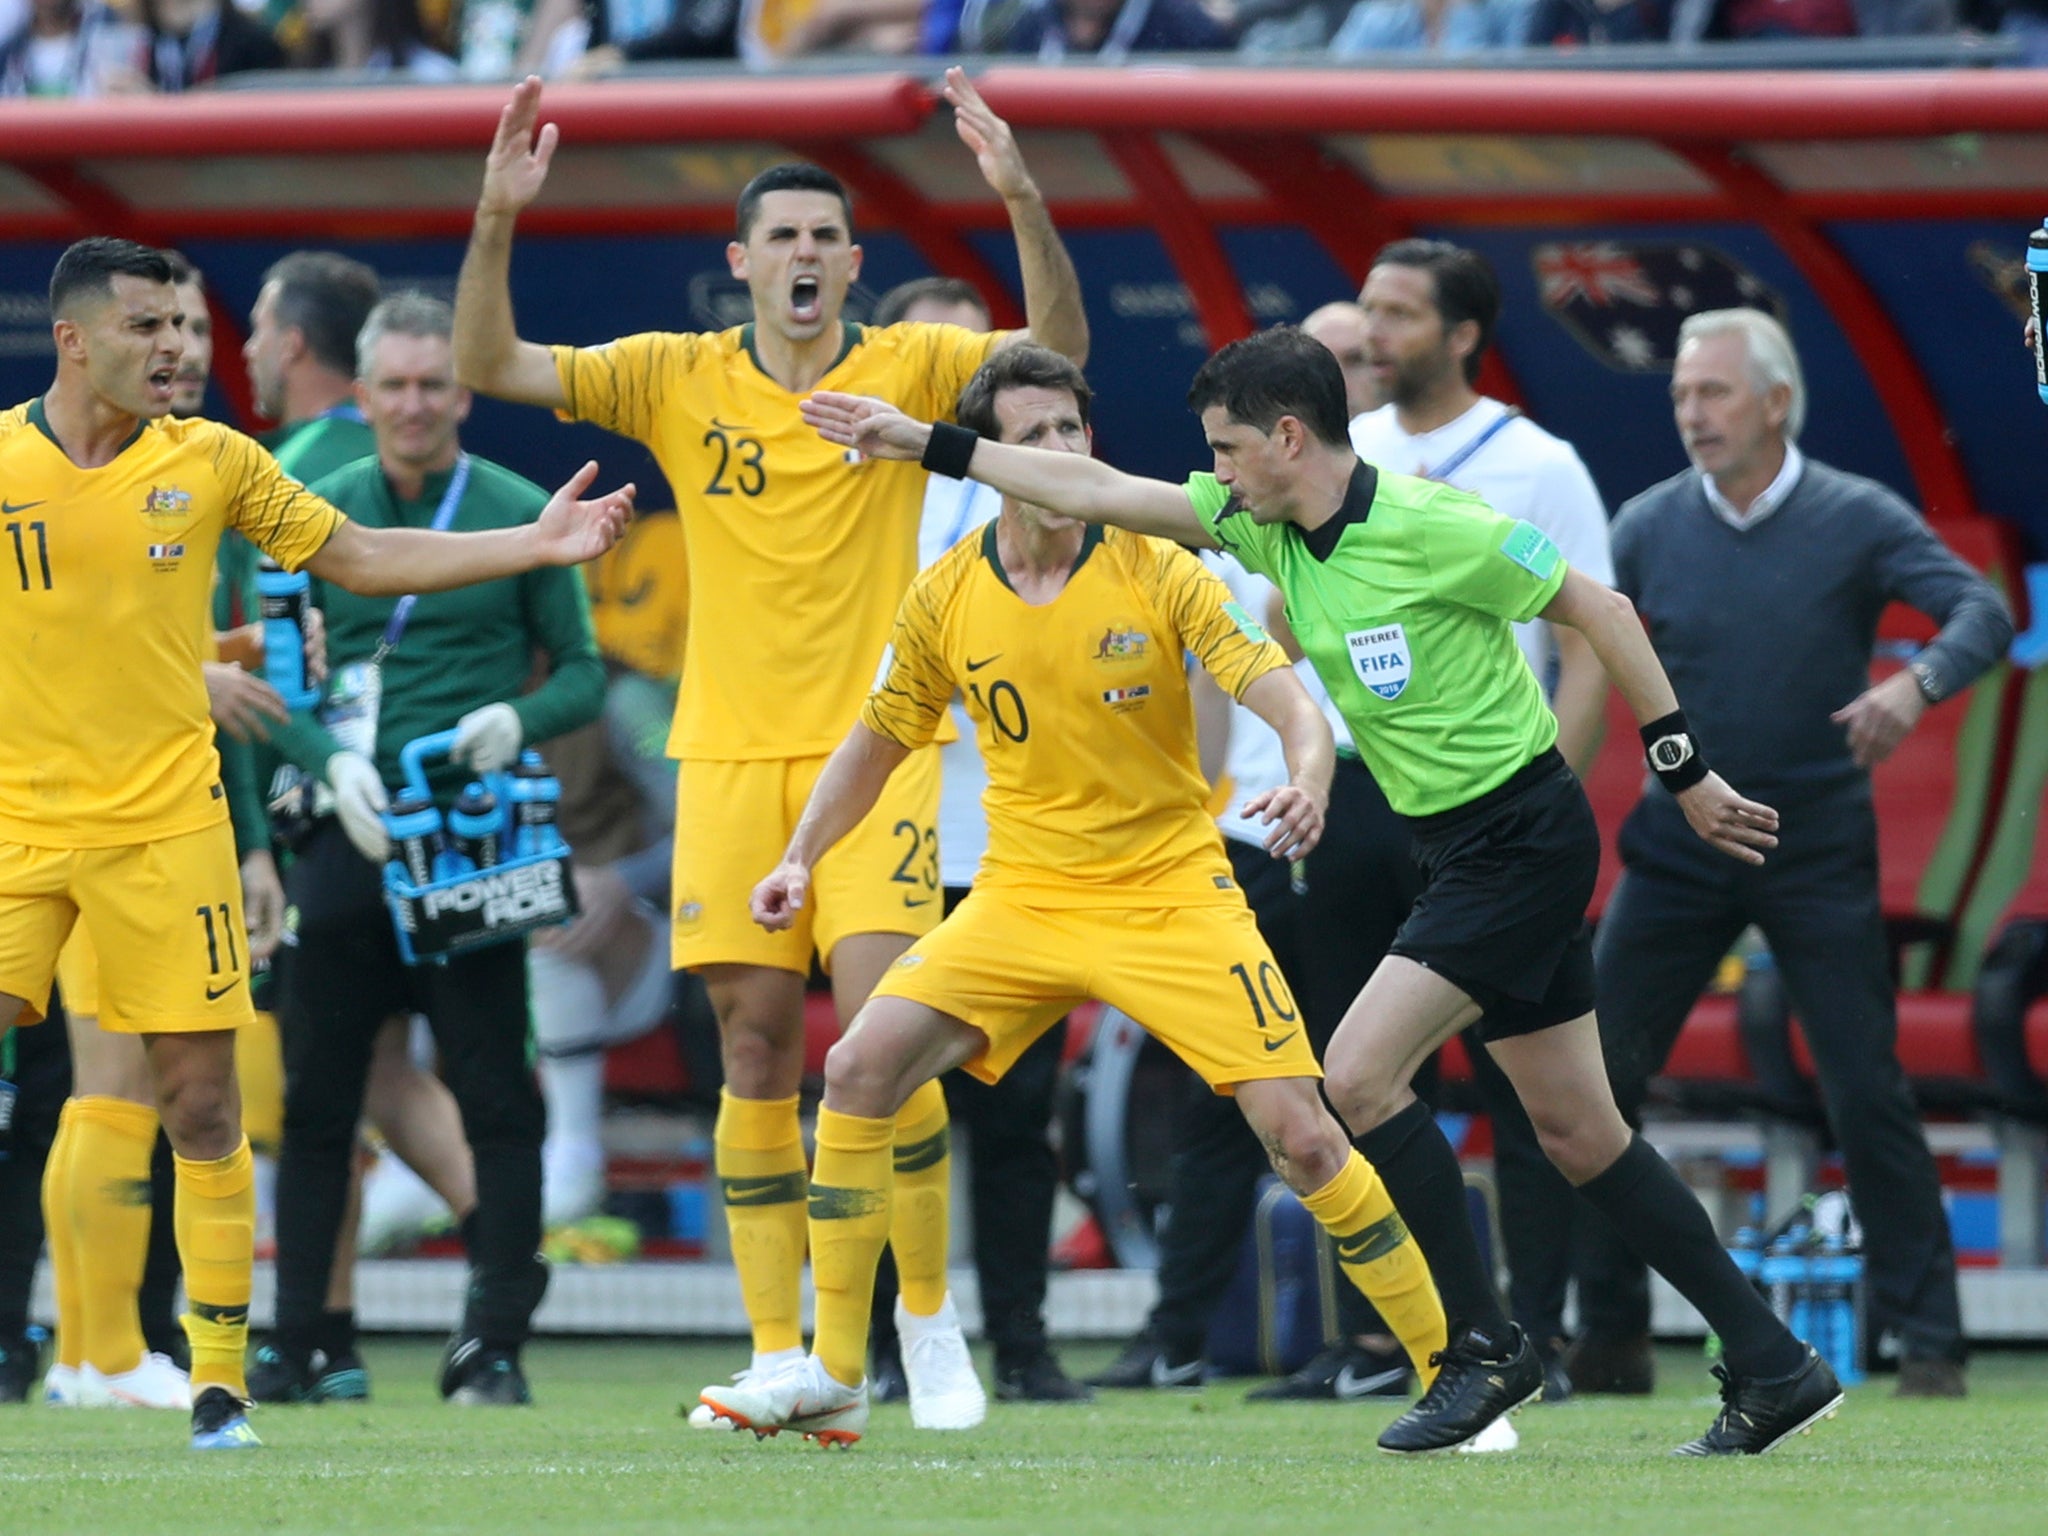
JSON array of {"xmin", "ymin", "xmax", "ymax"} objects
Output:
[{"xmin": 322, "ymin": 660, "xmax": 383, "ymax": 759}]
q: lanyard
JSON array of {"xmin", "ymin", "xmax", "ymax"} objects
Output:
[
  {"xmin": 373, "ymin": 454, "xmax": 471, "ymax": 663},
  {"xmin": 316, "ymin": 403, "xmax": 369, "ymax": 426},
  {"xmin": 1421, "ymin": 405, "xmax": 1519, "ymax": 485}
]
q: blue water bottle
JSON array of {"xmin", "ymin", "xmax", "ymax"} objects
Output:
[
  {"xmin": 384, "ymin": 789, "xmax": 445, "ymax": 889},
  {"xmin": 255, "ymin": 559, "xmax": 321, "ymax": 711},
  {"xmin": 2029, "ymin": 220, "xmax": 2048, "ymax": 404},
  {"xmin": 507, "ymin": 751, "xmax": 562, "ymax": 857},
  {"xmin": 449, "ymin": 782, "xmax": 504, "ymax": 870}
]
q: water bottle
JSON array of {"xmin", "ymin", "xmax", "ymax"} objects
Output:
[
  {"xmin": 255, "ymin": 559, "xmax": 321, "ymax": 711},
  {"xmin": 2029, "ymin": 221, "xmax": 2048, "ymax": 405},
  {"xmin": 384, "ymin": 790, "xmax": 445, "ymax": 889},
  {"xmin": 507, "ymin": 751, "xmax": 563, "ymax": 857},
  {"xmin": 449, "ymin": 782, "xmax": 504, "ymax": 871}
]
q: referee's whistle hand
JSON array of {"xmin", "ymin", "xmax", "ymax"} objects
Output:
[
  {"xmin": 1243, "ymin": 785, "xmax": 1326, "ymax": 863},
  {"xmin": 751, "ymin": 865, "xmax": 808, "ymax": 931},
  {"xmin": 1676, "ymin": 773, "xmax": 1779, "ymax": 866}
]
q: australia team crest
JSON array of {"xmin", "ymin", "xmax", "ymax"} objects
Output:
[{"xmin": 1347, "ymin": 624, "xmax": 1411, "ymax": 701}]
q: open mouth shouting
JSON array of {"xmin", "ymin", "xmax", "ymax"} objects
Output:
[{"xmin": 789, "ymin": 274, "xmax": 823, "ymax": 327}]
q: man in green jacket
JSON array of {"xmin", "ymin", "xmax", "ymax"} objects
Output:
[{"xmin": 255, "ymin": 291, "xmax": 604, "ymax": 1408}]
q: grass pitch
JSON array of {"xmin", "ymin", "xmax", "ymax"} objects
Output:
[{"xmin": 7, "ymin": 1342, "xmax": 2045, "ymax": 1535}]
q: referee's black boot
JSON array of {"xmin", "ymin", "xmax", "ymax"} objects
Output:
[
  {"xmin": 1674, "ymin": 1348, "xmax": 1842, "ymax": 1457},
  {"xmin": 1376, "ymin": 1323, "xmax": 1543, "ymax": 1455},
  {"xmin": 248, "ymin": 1342, "xmax": 319, "ymax": 1404},
  {"xmin": 0, "ymin": 1329, "xmax": 42, "ymax": 1403},
  {"xmin": 442, "ymin": 1343, "xmax": 532, "ymax": 1407}
]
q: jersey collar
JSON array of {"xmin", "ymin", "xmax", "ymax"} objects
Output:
[
  {"xmin": 981, "ymin": 517, "xmax": 1103, "ymax": 594},
  {"xmin": 27, "ymin": 395, "xmax": 148, "ymax": 461},
  {"xmin": 1299, "ymin": 460, "xmax": 1378, "ymax": 563},
  {"xmin": 740, "ymin": 321, "xmax": 861, "ymax": 387}
]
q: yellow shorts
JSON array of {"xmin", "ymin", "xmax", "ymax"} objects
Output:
[
  {"xmin": 871, "ymin": 890, "xmax": 1322, "ymax": 1092},
  {"xmin": 55, "ymin": 926, "xmax": 100, "ymax": 1017},
  {"xmin": 672, "ymin": 749, "xmax": 944, "ymax": 975},
  {"xmin": 0, "ymin": 823, "xmax": 255, "ymax": 1034}
]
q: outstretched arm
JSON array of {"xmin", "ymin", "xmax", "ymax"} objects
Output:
[
  {"xmin": 454, "ymin": 76, "xmax": 570, "ymax": 406},
  {"xmin": 944, "ymin": 69, "xmax": 1088, "ymax": 365},
  {"xmin": 802, "ymin": 392, "xmax": 1211, "ymax": 546},
  {"xmin": 752, "ymin": 725, "xmax": 912, "ymax": 929},
  {"xmin": 1540, "ymin": 567, "xmax": 1777, "ymax": 865},
  {"xmin": 306, "ymin": 461, "xmax": 633, "ymax": 596}
]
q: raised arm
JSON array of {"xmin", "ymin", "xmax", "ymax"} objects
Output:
[
  {"xmin": 454, "ymin": 76, "xmax": 571, "ymax": 407},
  {"xmin": 944, "ymin": 69, "xmax": 1088, "ymax": 365},
  {"xmin": 802, "ymin": 391, "xmax": 1210, "ymax": 545},
  {"xmin": 1540, "ymin": 567, "xmax": 1777, "ymax": 865},
  {"xmin": 306, "ymin": 461, "xmax": 632, "ymax": 596},
  {"xmin": 752, "ymin": 724, "xmax": 911, "ymax": 930}
]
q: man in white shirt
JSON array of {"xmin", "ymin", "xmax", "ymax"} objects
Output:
[{"xmin": 859, "ymin": 276, "xmax": 1089, "ymax": 1406}]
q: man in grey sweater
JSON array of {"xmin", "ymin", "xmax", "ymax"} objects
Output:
[{"xmin": 1571, "ymin": 309, "xmax": 2011, "ymax": 1400}]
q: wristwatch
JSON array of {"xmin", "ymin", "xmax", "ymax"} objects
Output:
[
  {"xmin": 1908, "ymin": 659, "xmax": 1946, "ymax": 705},
  {"xmin": 1647, "ymin": 734, "xmax": 1694, "ymax": 773}
]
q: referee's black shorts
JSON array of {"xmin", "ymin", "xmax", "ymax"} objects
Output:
[{"xmin": 1388, "ymin": 748, "xmax": 1598, "ymax": 1042}]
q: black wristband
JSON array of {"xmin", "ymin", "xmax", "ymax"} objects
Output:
[
  {"xmin": 1640, "ymin": 709, "xmax": 1710, "ymax": 793},
  {"xmin": 920, "ymin": 420, "xmax": 980, "ymax": 480}
]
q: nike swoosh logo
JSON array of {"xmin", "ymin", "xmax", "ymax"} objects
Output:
[
  {"xmin": 965, "ymin": 654, "xmax": 1002, "ymax": 672},
  {"xmin": 903, "ymin": 896, "xmax": 933, "ymax": 908},
  {"xmin": 1262, "ymin": 1030, "xmax": 1299, "ymax": 1053},
  {"xmin": 204, "ymin": 977, "xmax": 243, "ymax": 1001},
  {"xmin": 1150, "ymin": 1356, "xmax": 1204, "ymax": 1388},
  {"xmin": 1, "ymin": 500, "xmax": 45, "ymax": 515},
  {"xmin": 1333, "ymin": 1363, "xmax": 1408, "ymax": 1399}
]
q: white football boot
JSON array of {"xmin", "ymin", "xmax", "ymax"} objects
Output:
[
  {"xmin": 698, "ymin": 1354, "xmax": 869, "ymax": 1446},
  {"xmin": 897, "ymin": 1295, "xmax": 986, "ymax": 1430},
  {"xmin": 42, "ymin": 1363, "xmax": 89, "ymax": 1407},
  {"xmin": 93, "ymin": 1352, "xmax": 194, "ymax": 1410},
  {"xmin": 687, "ymin": 1348, "xmax": 802, "ymax": 1430}
]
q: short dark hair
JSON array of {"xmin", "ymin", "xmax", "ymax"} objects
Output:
[
  {"xmin": 49, "ymin": 238, "xmax": 174, "ymax": 319},
  {"xmin": 734, "ymin": 163, "xmax": 854, "ymax": 243},
  {"xmin": 956, "ymin": 344, "xmax": 1092, "ymax": 441},
  {"xmin": 1370, "ymin": 238, "xmax": 1500, "ymax": 385},
  {"xmin": 873, "ymin": 276, "xmax": 989, "ymax": 329},
  {"xmin": 162, "ymin": 249, "xmax": 204, "ymax": 292},
  {"xmin": 262, "ymin": 251, "xmax": 382, "ymax": 378},
  {"xmin": 1186, "ymin": 327, "xmax": 1351, "ymax": 448}
]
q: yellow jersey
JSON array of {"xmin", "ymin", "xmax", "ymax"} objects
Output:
[
  {"xmin": 553, "ymin": 321, "xmax": 1007, "ymax": 761},
  {"xmin": 586, "ymin": 509, "xmax": 687, "ymax": 681},
  {"xmin": 0, "ymin": 400, "xmax": 343, "ymax": 848},
  {"xmin": 862, "ymin": 523, "xmax": 1289, "ymax": 906}
]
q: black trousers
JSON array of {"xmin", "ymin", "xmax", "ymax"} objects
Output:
[
  {"xmin": 273, "ymin": 822, "xmax": 546, "ymax": 1350},
  {"xmin": 1147, "ymin": 756, "xmax": 1422, "ymax": 1355},
  {"xmin": 1569, "ymin": 787, "xmax": 1964, "ymax": 1362},
  {"xmin": 0, "ymin": 1016, "xmax": 69, "ymax": 1340},
  {"xmin": 874, "ymin": 886, "xmax": 1066, "ymax": 1368}
]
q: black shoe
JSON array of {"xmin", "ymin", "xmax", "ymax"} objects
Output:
[
  {"xmin": 190, "ymin": 1385, "xmax": 262, "ymax": 1450},
  {"xmin": 1562, "ymin": 1332, "xmax": 1655, "ymax": 1395},
  {"xmin": 1895, "ymin": 1356, "xmax": 1966, "ymax": 1398},
  {"xmin": 995, "ymin": 1349, "xmax": 1094, "ymax": 1403},
  {"xmin": 1675, "ymin": 1348, "xmax": 1843, "ymax": 1457},
  {"xmin": 442, "ymin": 1343, "xmax": 532, "ymax": 1406},
  {"xmin": 1246, "ymin": 1340, "xmax": 1412, "ymax": 1403},
  {"xmin": 310, "ymin": 1350, "xmax": 370, "ymax": 1403},
  {"xmin": 248, "ymin": 1343, "xmax": 318, "ymax": 1404},
  {"xmin": 1086, "ymin": 1331, "xmax": 1204, "ymax": 1390},
  {"xmin": 871, "ymin": 1341, "xmax": 909, "ymax": 1404},
  {"xmin": 1376, "ymin": 1324, "xmax": 1543, "ymax": 1455},
  {"xmin": 1536, "ymin": 1335, "xmax": 1573, "ymax": 1406},
  {"xmin": 0, "ymin": 1330, "xmax": 42, "ymax": 1403}
]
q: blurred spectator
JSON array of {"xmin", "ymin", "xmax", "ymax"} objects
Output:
[
  {"xmin": 1991, "ymin": 0, "xmax": 2048, "ymax": 63},
  {"xmin": 1330, "ymin": 0, "xmax": 1531, "ymax": 49},
  {"xmin": 0, "ymin": 0, "xmax": 135, "ymax": 94},
  {"xmin": 137, "ymin": 0, "xmax": 286, "ymax": 86},
  {"xmin": 561, "ymin": 0, "xmax": 737, "ymax": 73},
  {"xmin": 295, "ymin": 0, "xmax": 458, "ymax": 74},
  {"xmin": 1231, "ymin": 0, "xmax": 1351, "ymax": 50},
  {"xmin": 1525, "ymin": 0, "xmax": 1669, "ymax": 42},
  {"xmin": 1705, "ymin": 0, "xmax": 1856, "ymax": 36},
  {"xmin": 740, "ymin": 0, "xmax": 922, "ymax": 57},
  {"xmin": 960, "ymin": 0, "xmax": 1236, "ymax": 57}
]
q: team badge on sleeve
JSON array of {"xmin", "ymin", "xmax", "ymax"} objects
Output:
[
  {"xmin": 1347, "ymin": 624, "xmax": 1411, "ymax": 701},
  {"xmin": 1499, "ymin": 522, "xmax": 1560, "ymax": 580}
]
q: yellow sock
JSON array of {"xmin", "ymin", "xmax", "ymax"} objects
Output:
[
  {"xmin": 173, "ymin": 1135, "xmax": 255, "ymax": 1399},
  {"xmin": 889, "ymin": 1079, "xmax": 952, "ymax": 1318},
  {"xmin": 808, "ymin": 1107, "xmax": 895, "ymax": 1389},
  {"xmin": 1302, "ymin": 1150, "xmax": 1447, "ymax": 1386},
  {"xmin": 39, "ymin": 1102, "xmax": 82, "ymax": 1371},
  {"xmin": 713, "ymin": 1090, "xmax": 809, "ymax": 1356},
  {"xmin": 67, "ymin": 1096, "xmax": 158, "ymax": 1375}
]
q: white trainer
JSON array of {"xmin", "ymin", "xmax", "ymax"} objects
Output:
[
  {"xmin": 1458, "ymin": 1415, "xmax": 1521, "ymax": 1454},
  {"xmin": 42, "ymin": 1364, "xmax": 88, "ymax": 1407},
  {"xmin": 699, "ymin": 1354, "xmax": 869, "ymax": 1446},
  {"xmin": 94, "ymin": 1353, "xmax": 193, "ymax": 1411},
  {"xmin": 896, "ymin": 1295, "xmax": 986, "ymax": 1430},
  {"xmin": 687, "ymin": 1348, "xmax": 803, "ymax": 1430}
]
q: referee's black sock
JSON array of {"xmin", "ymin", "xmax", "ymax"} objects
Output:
[
  {"xmin": 1577, "ymin": 1135, "xmax": 1803, "ymax": 1380},
  {"xmin": 1353, "ymin": 1100, "xmax": 1510, "ymax": 1344}
]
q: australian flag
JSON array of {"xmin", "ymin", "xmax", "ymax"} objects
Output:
[{"xmin": 1533, "ymin": 242, "xmax": 1785, "ymax": 373}]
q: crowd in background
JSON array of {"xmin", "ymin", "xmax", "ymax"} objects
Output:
[{"xmin": 3, "ymin": 0, "xmax": 2045, "ymax": 99}]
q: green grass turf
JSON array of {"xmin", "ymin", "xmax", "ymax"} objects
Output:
[{"xmin": 7, "ymin": 1342, "xmax": 2045, "ymax": 1535}]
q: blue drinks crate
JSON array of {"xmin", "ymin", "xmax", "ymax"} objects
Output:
[
  {"xmin": 1730, "ymin": 1243, "xmax": 1866, "ymax": 1387},
  {"xmin": 381, "ymin": 730, "xmax": 579, "ymax": 965}
]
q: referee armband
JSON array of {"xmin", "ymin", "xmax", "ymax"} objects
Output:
[{"xmin": 1640, "ymin": 709, "xmax": 1710, "ymax": 794}]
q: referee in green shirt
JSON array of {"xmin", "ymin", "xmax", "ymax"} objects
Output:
[
  {"xmin": 258, "ymin": 292, "xmax": 605, "ymax": 1409},
  {"xmin": 802, "ymin": 327, "xmax": 1841, "ymax": 1458}
]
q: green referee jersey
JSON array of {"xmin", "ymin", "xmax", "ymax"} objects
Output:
[{"xmin": 1188, "ymin": 461, "xmax": 1566, "ymax": 818}]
